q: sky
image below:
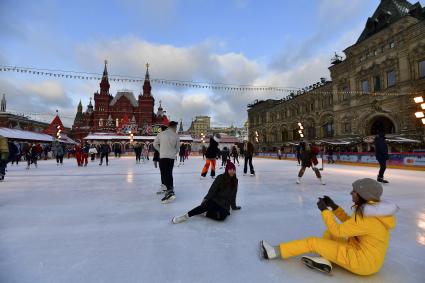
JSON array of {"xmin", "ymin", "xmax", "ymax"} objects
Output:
[{"xmin": 1, "ymin": 0, "xmax": 421, "ymax": 128}]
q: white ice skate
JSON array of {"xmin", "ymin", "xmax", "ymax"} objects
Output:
[
  {"xmin": 172, "ymin": 213, "xmax": 189, "ymax": 224},
  {"xmin": 259, "ymin": 240, "xmax": 278, "ymax": 260},
  {"xmin": 296, "ymin": 177, "xmax": 301, "ymax": 184},
  {"xmin": 319, "ymin": 178, "xmax": 326, "ymax": 185},
  {"xmin": 301, "ymin": 256, "xmax": 333, "ymax": 274}
]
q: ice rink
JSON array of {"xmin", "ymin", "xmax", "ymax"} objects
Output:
[{"xmin": 1, "ymin": 156, "xmax": 424, "ymax": 283}]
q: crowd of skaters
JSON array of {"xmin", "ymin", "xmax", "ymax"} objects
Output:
[{"xmin": 0, "ymin": 125, "xmax": 400, "ymax": 277}]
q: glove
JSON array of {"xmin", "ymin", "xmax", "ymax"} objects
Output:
[
  {"xmin": 232, "ymin": 206, "xmax": 241, "ymax": 210},
  {"xmin": 317, "ymin": 198, "xmax": 328, "ymax": 211},
  {"xmin": 323, "ymin": 195, "xmax": 338, "ymax": 210}
]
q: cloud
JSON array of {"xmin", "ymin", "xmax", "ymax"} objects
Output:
[
  {"xmin": 73, "ymin": 36, "xmax": 267, "ymax": 126},
  {"xmin": 1, "ymin": 15, "xmax": 368, "ymax": 129},
  {"xmin": 0, "ymin": 77, "xmax": 72, "ymax": 114},
  {"xmin": 24, "ymin": 81, "xmax": 68, "ymax": 102}
]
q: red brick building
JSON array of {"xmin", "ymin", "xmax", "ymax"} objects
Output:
[{"xmin": 71, "ymin": 62, "xmax": 169, "ymax": 141}]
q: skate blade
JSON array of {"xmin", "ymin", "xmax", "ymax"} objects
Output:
[
  {"xmin": 301, "ymin": 257, "xmax": 332, "ymax": 275},
  {"xmin": 161, "ymin": 195, "xmax": 176, "ymax": 204},
  {"xmin": 259, "ymin": 241, "xmax": 269, "ymax": 260}
]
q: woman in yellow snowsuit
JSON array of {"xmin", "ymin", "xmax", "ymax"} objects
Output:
[{"xmin": 260, "ymin": 178, "xmax": 397, "ymax": 275}]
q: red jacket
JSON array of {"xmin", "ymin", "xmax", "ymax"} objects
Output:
[{"xmin": 74, "ymin": 145, "xmax": 82, "ymax": 154}]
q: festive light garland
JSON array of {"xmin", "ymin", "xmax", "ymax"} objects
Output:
[
  {"xmin": 0, "ymin": 64, "xmax": 300, "ymax": 93},
  {"xmin": 0, "ymin": 64, "xmax": 420, "ymax": 96}
]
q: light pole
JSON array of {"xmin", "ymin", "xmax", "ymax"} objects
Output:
[
  {"xmin": 298, "ymin": 122, "xmax": 304, "ymax": 139},
  {"xmin": 56, "ymin": 125, "xmax": 62, "ymax": 140},
  {"xmin": 255, "ymin": 131, "xmax": 259, "ymax": 151},
  {"xmin": 414, "ymin": 95, "xmax": 425, "ymax": 124}
]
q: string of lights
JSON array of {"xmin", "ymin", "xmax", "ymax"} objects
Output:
[{"xmin": 0, "ymin": 64, "xmax": 420, "ymax": 96}]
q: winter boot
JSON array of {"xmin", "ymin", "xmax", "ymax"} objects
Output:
[
  {"xmin": 260, "ymin": 240, "xmax": 279, "ymax": 260},
  {"xmin": 172, "ymin": 213, "xmax": 189, "ymax": 224},
  {"xmin": 301, "ymin": 256, "xmax": 333, "ymax": 274}
]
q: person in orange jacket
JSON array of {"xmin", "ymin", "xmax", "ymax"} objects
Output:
[{"xmin": 260, "ymin": 178, "xmax": 398, "ymax": 275}]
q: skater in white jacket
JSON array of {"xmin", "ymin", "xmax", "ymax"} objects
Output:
[{"xmin": 153, "ymin": 121, "xmax": 180, "ymax": 204}]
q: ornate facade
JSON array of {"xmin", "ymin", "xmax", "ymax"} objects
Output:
[
  {"xmin": 188, "ymin": 116, "xmax": 211, "ymax": 137},
  {"xmin": 248, "ymin": 0, "xmax": 425, "ymax": 150},
  {"xmin": 71, "ymin": 62, "xmax": 169, "ymax": 141}
]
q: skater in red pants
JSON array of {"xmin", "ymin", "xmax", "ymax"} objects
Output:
[
  {"xmin": 74, "ymin": 143, "xmax": 83, "ymax": 167},
  {"xmin": 201, "ymin": 134, "xmax": 220, "ymax": 179}
]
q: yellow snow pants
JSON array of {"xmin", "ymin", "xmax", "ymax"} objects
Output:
[{"xmin": 279, "ymin": 231, "xmax": 373, "ymax": 275}]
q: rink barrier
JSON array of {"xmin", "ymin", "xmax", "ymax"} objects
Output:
[{"xmin": 256, "ymin": 152, "xmax": 425, "ymax": 171}]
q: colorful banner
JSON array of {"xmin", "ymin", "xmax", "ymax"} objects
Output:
[{"xmin": 256, "ymin": 152, "xmax": 425, "ymax": 168}]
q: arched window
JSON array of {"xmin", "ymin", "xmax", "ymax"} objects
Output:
[
  {"xmin": 307, "ymin": 125, "xmax": 316, "ymax": 139},
  {"xmin": 282, "ymin": 129, "xmax": 288, "ymax": 142},
  {"xmin": 323, "ymin": 121, "xmax": 334, "ymax": 138}
]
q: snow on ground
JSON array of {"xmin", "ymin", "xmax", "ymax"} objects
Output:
[{"xmin": 0, "ymin": 156, "xmax": 424, "ymax": 283}]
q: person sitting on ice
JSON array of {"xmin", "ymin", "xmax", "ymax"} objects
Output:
[
  {"xmin": 260, "ymin": 178, "xmax": 398, "ymax": 276},
  {"xmin": 296, "ymin": 141, "xmax": 325, "ymax": 185},
  {"xmin": 172, "ymin": 161, "xmax": 241, "ymax": 224}
]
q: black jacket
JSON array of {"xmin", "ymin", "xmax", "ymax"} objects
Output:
[
  {"xmin": 100, "ymin": 144, "xmax": 111, "ymax": 154},
  {"xmin": 179, "ymin": 144, "xmax": 186, "ymax": 156},
  {"xmin": 205, "ymin": 137, "xmax": 220, "ymax": 159},
  {"xmin": 82, "ymin": 144, "xmax": 90, "ymax": 154},
  {"xmin": 204, "ymin": 173, "xmax": 238, "ymax": 213},
  {"xmin": 221, "ymin": 149, "xmax": 229, "ymax": 161},
  {"xmin": 134, "ymin": 144, "xmax": 142, "ymax": 154},
  {"xmin": 153, "ymin": 149, "xmax": 160, "ymax": 161},
  {"xmin": 374, "ymin": 135, "xmax": 389, "ymax": 161}
]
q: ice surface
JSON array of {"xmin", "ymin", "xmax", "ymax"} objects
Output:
[{"xmin": 0, "ymin": 156, "xmax": 424, "ymax": 283}]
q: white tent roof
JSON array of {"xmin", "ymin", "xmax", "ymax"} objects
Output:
[
  {"xmin": 364, "ymin": 135, "xmax": 422, "ymax": 144},
  {"xmin": 83, "ymin": 133, "xmax": 193, "ymax": 142},
  {"xmin": 58, "ymin": 134, "xmax": 77, "ymax": 144},
  {"xmin": 0, "ymin": 127, "xmax": 54, "ymax": 142}
]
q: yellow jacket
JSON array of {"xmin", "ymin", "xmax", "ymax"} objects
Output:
[
  {"xmin": 0, "ymin": 135, "xmax": 9, "ymax": 160},
  {"xmin": 321, "ymin": 205, "xmax": 396, "ymax": 275}
]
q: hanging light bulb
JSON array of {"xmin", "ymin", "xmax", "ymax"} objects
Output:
[
  {"xmin": 414, "ymin": 96, "xmax": 424, "ymax": 103},
  {"xmin": 415, "ymin": 111, "xmax": 425, "ymax": 118}
]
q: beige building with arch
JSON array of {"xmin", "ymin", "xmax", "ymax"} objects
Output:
[{"xmin": 248, "ymin": 0, "xmax": 425, "ymax": 150}]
